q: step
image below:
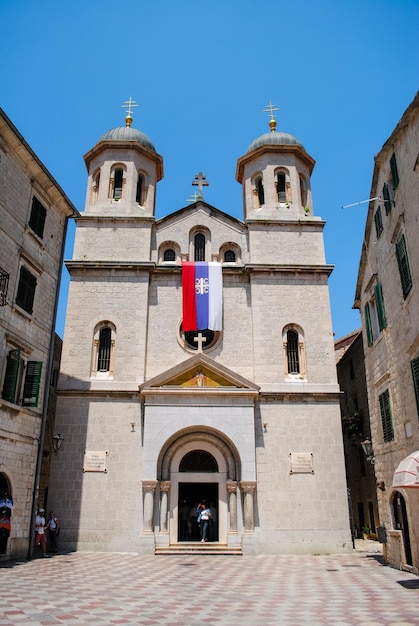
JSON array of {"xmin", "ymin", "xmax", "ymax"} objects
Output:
[{"xmin": 155, "ymin": 543, "xmax": 242, "ymax": 556}]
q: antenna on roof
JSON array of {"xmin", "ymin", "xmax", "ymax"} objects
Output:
[{"xmin": 341, "ymin": 196, "xmax": 381, "ymax": 209}]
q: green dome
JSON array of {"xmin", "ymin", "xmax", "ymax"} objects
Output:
[
  {"xmin": 247, "ymin": 131, "xmax": 304, "ymax": 153},
  {"xmin": 98, "ymin": 126, "xmax": 156, "ymax": 152}
]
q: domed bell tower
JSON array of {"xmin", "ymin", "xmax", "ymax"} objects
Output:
[
  {"xmin": 236, "ymin": 102, "xmax": 315, "ymax": 222},
  {"xmin": 83, "ymin": 98, "xmax": 163, "ymax": 218}
]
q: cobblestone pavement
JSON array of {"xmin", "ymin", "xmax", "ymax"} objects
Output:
[{"xmin": 0, "ymin": 541, "xmax": 418, "ymax": 626}]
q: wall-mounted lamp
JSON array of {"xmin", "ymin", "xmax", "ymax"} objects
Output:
[
  {"xmin": 263, "ymin": 423, "xmax": 268, "ymax": 433},
  {"xmin": 130, "ymin": 422, "xmax": 136, "ymax": 432},
  {"xmin": 52, "ymin": 433, "xmax": 64, "ymax": 454},
  {"xmin": 376, "ymin": 480, "xmax": 386, "ymax": 491},
  {"xmin": 361, "ymin": 439, "xmax": 375, "ymax": 464}
]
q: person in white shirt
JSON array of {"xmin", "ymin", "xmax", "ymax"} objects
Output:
[{"xmin": 35, "ymin": 508, "xmax": 48, "ymax": 557}]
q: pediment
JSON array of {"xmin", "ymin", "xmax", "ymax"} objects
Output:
[
  {"xmin": 156, "ymin": 200, "xmax": 245, "ymax": 233},
  {"xmin": 139, "ymin": 354, "xmax": 259, "ymax": 393}
]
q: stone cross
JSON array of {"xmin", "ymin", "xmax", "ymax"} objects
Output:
[
  {"xmin": 192, "ymin": 172, "xmax": 209, "ymax": 200},
  {"xmin": 193, "ymin": 332, "xmax": 207, "ymax": 352},
  {"xmin": 263, "ymin": 100, "xmax": 280, "ymax": 120}
]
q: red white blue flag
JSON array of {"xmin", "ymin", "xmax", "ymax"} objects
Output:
[{"xmin": 182, "ymin": 262, "xmax": 223, "ymax": 331}]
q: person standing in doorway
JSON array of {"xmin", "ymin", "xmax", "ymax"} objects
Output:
[
  {"xmin": 198, "ymin": 501, "xmax": 212, "ymax": 543},
  {"xmin": 35, "ymin": 508, "xmax": 48, "ymax": 557},
  {"xmin": 47, "ymin": 511, "xmax": 60, "ymax": 553}
]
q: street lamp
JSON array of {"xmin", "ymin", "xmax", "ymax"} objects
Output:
[
  {"xmin": 52, "ymin": 433, "xmax": 64, "ymax": 454},
  {"xmin": 361, "ymin": 439, "xmax": 375, "ymax": 464}
]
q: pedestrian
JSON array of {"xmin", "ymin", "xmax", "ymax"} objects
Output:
[
  {"xmin": 35, "ymin": 508, "xmax": 49, "ymax": 557},
  {"xmin": 198, "ymin": 501, "xmax": 212, "ymax": 543},
  {"xmin": 47, "ymin": 511, "xmax": 60, "ymax": 553}
]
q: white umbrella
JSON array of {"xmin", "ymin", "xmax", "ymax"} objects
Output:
[{"xmin": 392, "ymin": 451, "xmax": 419, "ymax": 488}]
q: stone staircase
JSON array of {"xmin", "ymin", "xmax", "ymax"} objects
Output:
[{"xmin": 155, "ymin": 542, "xmax": 242, "ymax": 556}]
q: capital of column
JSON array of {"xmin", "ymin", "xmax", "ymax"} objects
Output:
[
  {"xmin": 226, "ymin": 481, "xmax": 238, "ymax": 494},
  {"xmin": 142, "ymin": 480, "xmax": 158, "ymax": 493},
  {"xmin": 160, "ymin": 481, "xmax": 171, "ymax": 493},
  {"xmin": 240, "ymin": 481, "xmax": 257, "ymax": 494}
]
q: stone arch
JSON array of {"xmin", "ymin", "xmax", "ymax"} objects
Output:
[{"xmin": 157, "ymin": 426, "xmax": 241, "ymax": 482}]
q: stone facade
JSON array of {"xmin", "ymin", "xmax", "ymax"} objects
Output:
[
  {"xmin": 335, "ymin": 330, "xmax": 378, "ymax": 539},
  {"xmin": 0, "ymin": 109, "xmax": 77, "ymax": 559},
  {"xmin": 48, "ymin": 112, "xmax": 351, "ymax": 555},
  {"xmin": 354, "ymin": 90, "xmax": 419, "ymax": 573}
]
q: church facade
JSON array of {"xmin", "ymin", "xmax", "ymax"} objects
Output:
[{"xmin": 49, "ymin": 104, "xmax": 351, "ymax": 555}]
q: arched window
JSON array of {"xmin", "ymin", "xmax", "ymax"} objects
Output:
[
  {"xmin": 277, "ymin": 172, "xmax": 286, "ymax": 203},
  {"xmin": 179, "ymin": 450, "xmax": 218, "ymax": 472},
  {"xmin": 283, "ymin": 325, "xmax": 306, "ymax": 378},
  {"xmin": 194, "ymin": 233, "xmax": 206, "ymax": 261},
  {"xmin": 286, "ymin": 330, "xmax": 300, "ymax": 374},
  {"xmin": 224, "ymin": 249, "xmax": 236, "ymax": 263},
  {"xmin": 164, "ymin": 249, "xmax": 176, "ymax": 262},
  {"xmin": 92, "ymin": 322, "xmax": 116, "ymax": 376},
  {"xmin": 136, "ymin": 173, "xmax": 143, "ymax": 204},
  {"xmin": 113, "ymin": 168, "xmax": 123, "ymax": 199},
  {"xmin": 92, "ymin": 169, "xmax": 100, "ymax": 204},
  {"xmin": 256, "ymin": 176, "xmax": 264, "ymax": 206},
  {"xmin": 299, "ymin": 175, "xmax": 307, "ymax": 207},
  {"xmin": 97, "ymin": 327, "xmax": 112, "ymax": 372}
]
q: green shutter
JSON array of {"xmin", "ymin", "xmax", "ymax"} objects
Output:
[
  {"xmin": 374, "ymin": 282, "xmax": 387, "ymax": 331},
  {"xmin": 382, "ymin": 183, "xmax": 392, "ymax": 214},
  {"xmin": 16, "ymin": 267, "xmax": 37, "ymax": 314},
  {"xmin": 1, "ymin": 349, "xmax": 21, "ymax": 403},
  {"xmin": 22, "ymin": 361, "xmax": 43, "ymax": 407},
  {"xmin": 396, "ymin": 235, "xmax": 413, "ymax": 299},
  {"xmin": 379, "ymin": 389, "xmax": 394, "ymax": 442},
  {"xmin": 28, "ymin": 197, "xmax": 47, "ymax": 239},
  {"xmin": 390, "ymin": 153, "xmax": 399, "ymax": 189},
  {"xmin": 411, "ymin": 357, "xmax": 419, "ymax": 418},
  {"xmin": 364, "ymin": 303, "xmax": 373, "ymax": 346},
  {"xmin": 374, "ymin": 206, "xmax": 383, "ymax": 239}
]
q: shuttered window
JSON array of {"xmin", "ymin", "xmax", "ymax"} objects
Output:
[
  {"xmin": 390, "ymin": 153, "xmax": 399, "ymax": 188},
  {"xmin": 16, "ymin": 266, "xmax": 37, "ymax": 314},
  {"xmin": 395, "ymin": 234, "xmax": 412, "ymax": 299},
  {"xmin": 374, "ymin": 282, "xmax": 387, "ymax": 331},
  {"xmin": 374, "ymin": 206, "xmax": 383, "ymax": 239},
  {"xmin": 2, "ymin": 349, "xmax": 42, "ymax": 408},
  {"xmin": 22, "ymin": 361, "xmax": 43, "ymax": 407},
  {"xmin": 411, "ymin": 357, "xmax": 419, "ymax": 418},
  {"xmin": 364, "ymin": 302, "xmax": 373, "ymax": 346},
  {"xmin": 29, "ymin": 197, "xmax": 47, "ymax": 239},
  {"xmin": 379, "ymin": 389, "xmax": 394, "ymax": 442},
  {"xmin": 1, "ymin": 349, "xmax": 21, "ymax": 403},
  {"xmin": 382, "ymin": 183, "xmax": 392, "ymax": 214}
]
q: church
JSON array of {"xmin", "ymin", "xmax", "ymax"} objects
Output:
[{"xmin": 48, "ymin": 101, "xmax": 351, "ymax": 555}]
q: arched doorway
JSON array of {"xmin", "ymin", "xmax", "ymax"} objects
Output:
[
  {"xmin": 392, "ymin": 491, "xmax": 413, "ymax": 566},
  {"xmin": 157, "ymin": 429, "xmax": 240, "ymax": 545},
  {"xmin": 0, "ymin": 473, "xmax": 12, "ymax": 555},
  {"xmin": 178, "ymin": 450, "xmax": 218, "ymax": 541}
]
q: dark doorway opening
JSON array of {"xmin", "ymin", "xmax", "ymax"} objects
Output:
[
  {"xmin": 178, "ymin": 483, "xmax": 218, "ymax": 542},
  {"xmin": 393, "ymin": 491, "xmax": 413, "ymax": 566}
]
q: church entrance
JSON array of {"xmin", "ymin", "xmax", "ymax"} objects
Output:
[{"xmin": 178, "ymin": 483, "xmax": 218, "ymax": 541}]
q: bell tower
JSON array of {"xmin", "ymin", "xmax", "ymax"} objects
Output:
[{"xmin": 236, "ymin": 102, "xmax": 315, "ymax": 222}]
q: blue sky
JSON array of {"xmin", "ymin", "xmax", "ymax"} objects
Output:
[{"xmin": 1, "ymin": 0, "xmax": 418, "ymax": 339}]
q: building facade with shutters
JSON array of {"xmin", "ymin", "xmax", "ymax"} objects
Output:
[
  {"xmin": 48, "ymin": 105, "xmax": 351, "ymax": 555},
  {"xmin": 0, "ymin": 109, "xmax": 77, "ymax": 559},
  {"xmin": 354, "ymin": 91, "xmax": 419, "ymax": 574}
]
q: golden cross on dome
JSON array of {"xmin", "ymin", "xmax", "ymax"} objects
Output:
[
  {"xmin": 121, "ymin": 97, "xmax": 139, "ymax": 127},
  {"xmin": 263, "ymin": 101, "xmax": 280, "ymax": 132}
]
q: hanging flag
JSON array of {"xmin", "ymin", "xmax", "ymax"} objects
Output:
[{"xmin": 182, "ymin": 262, "xmax": 223, "ymax": 331}]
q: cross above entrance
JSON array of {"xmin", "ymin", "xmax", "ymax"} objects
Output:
[
  {"xmin": 193, "ymin": 332, "xmax": 207, "ymax": 352},
  {"xmin": 192, "ymin": 172, "xmax": 209, "ymax": 200}
]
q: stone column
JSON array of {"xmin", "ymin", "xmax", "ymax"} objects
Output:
[
  {"xmin": 142, "ymin": 480, "xmax": 157, "ymax": 533},
  {"xmin": 226, "ymin": 481, "xmax": 238, "ymax": 533},
  {"xmin": 240, "ymin": 481, "xmax": 256, "ymax": 532},
  {"xmin": 159, "ymin": 481, "xmax": 171, "ymax": 533}
]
